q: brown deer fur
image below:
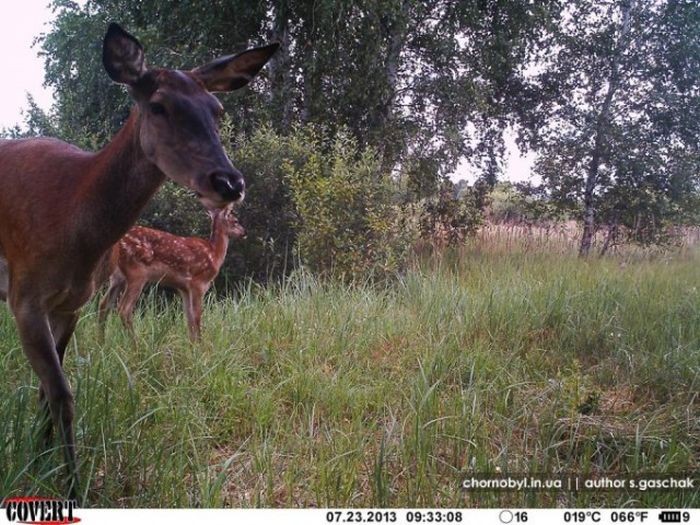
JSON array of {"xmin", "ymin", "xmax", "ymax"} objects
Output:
[{"xmin": 0, "ymin": 23, "xmax": 277, "ymax": 497}]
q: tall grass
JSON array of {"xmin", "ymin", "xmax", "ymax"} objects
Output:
[
  {"xmin": 0, "ymin": 248, "xmax": 698, "ymax": 507},
  {"xmin": 477, "ymin": 221, "xmax": 700, "ymax": 257}
]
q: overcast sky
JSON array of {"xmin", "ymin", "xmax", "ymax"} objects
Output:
[
  {"xmin": 0, "ymin": 1, "xmax": 535, "ymax": 183},
  {"xmin": 0, "ymin": 1, "xmax": 55, "ymax": 130}
]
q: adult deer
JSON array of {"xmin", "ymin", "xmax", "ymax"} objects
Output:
[
  {"xmin": 0, "ymin": 23, "xmax": 277, "ymax": 498},
  {"xmin": 98, "ymin": 206, "xmax": 246, "ymax": 341}
]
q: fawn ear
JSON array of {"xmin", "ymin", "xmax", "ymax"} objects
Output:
[
  {"xmin": 192, "ymin": 43, "xmax": 279, "ymax": 92},
  {"xmin": 208, "ymin": 207, "xmax": 229, "ymax": 221},
  {"xmin": 103, "ymin": 23, "xmax": 146, "ymax": 86}
]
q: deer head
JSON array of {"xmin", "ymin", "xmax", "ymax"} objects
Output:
[{"xmin": 102, "ymin": 23, "xmax": 278, "ymax": 209}]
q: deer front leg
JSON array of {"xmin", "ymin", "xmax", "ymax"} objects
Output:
[
  {"xmin": 0, "ymin": 256, "xmax": 8, "ymax": 302},
  {"xmin": 181, "ymin": 287, "xmax": 203, "ymax": 342},
  {"xmin": 11, "ymin": 298, "xmax": 79, "ymax": 499},
  {"xmin": 38, "ymin": 311, "xmax": 79, "ymax": 447}
]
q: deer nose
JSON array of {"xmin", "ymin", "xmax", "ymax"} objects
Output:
[{"xmin": 210, "ymin": 169, "xmax": 245, "ymax": 203}]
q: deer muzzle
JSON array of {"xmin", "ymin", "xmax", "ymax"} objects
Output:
[{"xmin": 210, "ymin": 168, "xmax": 245, "ymax": 203}]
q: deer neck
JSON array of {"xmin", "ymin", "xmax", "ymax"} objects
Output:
[
  {"xmin": 209, "ymin": 219, "xmax": 231, "ymax": 271},
  {"xmin": 84, "ymin": 108, "xmax": 166, "ymax": 251}
]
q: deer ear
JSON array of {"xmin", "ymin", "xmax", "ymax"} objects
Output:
[
  {"xmin": 103, "ymin": 23, "xmax": 146, "ymax": 86},
  {"xmin": 192, "ymin": 43, "xmax": 279, "ymax": 92}
]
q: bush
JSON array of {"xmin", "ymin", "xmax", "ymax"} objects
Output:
[
  {"xmin": 141, "ymin": 182, "xmax": 210, "ymax": 236},
  {"xmin": 486, "ymin": 182, "xmax": 561, "ymax": 224},
  {"xmin": 286, "ymin": 129, "xmax": 416, "ymax": 279},
  {"xmin": 419, "ymin": 180, "xmax": 483, "ymax": 246},
  {"xmin": 222, "ymin": 122, "xmax": 313, "ymax": 283}
]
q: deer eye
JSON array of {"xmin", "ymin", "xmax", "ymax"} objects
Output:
[{"xmin": 149, "ymin": 102, "xmax": 167, "ymax": 116}]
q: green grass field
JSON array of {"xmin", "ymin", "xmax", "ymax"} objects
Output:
[{"xmin": 1, "ymin": 246, "xmax": 698, "ymax": 507}]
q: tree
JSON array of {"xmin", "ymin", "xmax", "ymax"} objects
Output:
[
  {"xmin": 36, "ymin": 0, "xmax": 561, "ymax": 186},
  {"xmin": 520, "ymin": 0, "xmax": 700, "ymax": 254},
  {"xmin": 38, "ymin": 0, "xmax": 269, "ymax": 147},
  {"xmin": 2, "ymin": 95, "xmax": 58, "ymax": 139}
]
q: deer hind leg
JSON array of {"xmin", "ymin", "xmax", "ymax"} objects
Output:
[
  {"xmin": 11, "ymin": 297, "xmax": 79, "ymax": 499},
  {"xmin": 116, "ymin": 277, "xmax": 146, "ymax": 334}
]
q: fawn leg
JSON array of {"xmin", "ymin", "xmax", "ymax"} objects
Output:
[
  {"xmin": 190, "ymin": 290, "xmax": 204, "ymax": 341},
  {"xmin": 97, "ymin": 273, "xmax": 125, "ymax": 339},
  {"xmin": 181, "ymin": 287, "xmax": 202, "ymax": 342},
  {"xmin": 117, "ymin": 278, "xmax": 146, "ymax": 334}
]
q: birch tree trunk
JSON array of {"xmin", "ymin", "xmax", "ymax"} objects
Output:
[{"xmin": 579, "ymin": 0, "xmax": 634, "ymax": 256}]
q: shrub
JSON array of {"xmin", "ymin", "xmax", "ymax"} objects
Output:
[
  {"xmin": 486, "ymin": 182, "xmax": 561, "ymax": 224},
  {"xmin": 286, "ymin": 129, "xmax": 416, "ymax": 279},
  {"xmin": 221, "ymin": 122, "xmax": 313, "ymax": 283},
  {"xmin": 409, "ymin": 180, "xmax": 483, "ymax": 249},
  {"xmin": 141, "ymin": 182, "xmax": 210, "ymax": 236}
]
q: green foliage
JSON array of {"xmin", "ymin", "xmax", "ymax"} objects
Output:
[
  {"xmin": 487, "ymin": 182, "xmax": 531, "ymax": 223},
  {"xmin": 137, "ymin": 123, "xmax": 427, "ymax": 284},
  {"xmin": 487, "ymin": 182, "xmax": 563, "ymax": 224},
  {"xmin": 519, "ymin": 0, "xmax": 700, "ymax": 252},
  {"xmin": 140, "ymin": 183, "xmax": 210, "ymax": 237},
  {"xmin": 286, "ymin": 129, "xmax": 413, "ymax": 278},
  {"xmin": 417, "ymin": 181, "xmax": 483, "ymax": 245},
  {"xmin": 1, "ymin": 96, "xmax": 58, "ymax": 139},
  {"xmin": 222, "ymin": 122, "xmax": 310, "ymax": 282},
  {"xmin": 32, "ymin": 0, "xmax": 563, "ymax": 191},
  {"xmin": 9, "ymin": 0, "xmax": 698, "ymax": 273},
  {"xmin": 402, "ymin": 155, "xmax": 441, "ymax": 201},
  {"xmin": 38, "ymin": 0, "xmax": 270, "ymax": 145}
]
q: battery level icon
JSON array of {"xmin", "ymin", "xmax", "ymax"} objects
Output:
[{"xmin": 658, "ymin": 511, "xmax": 682, "ymax": 523}]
